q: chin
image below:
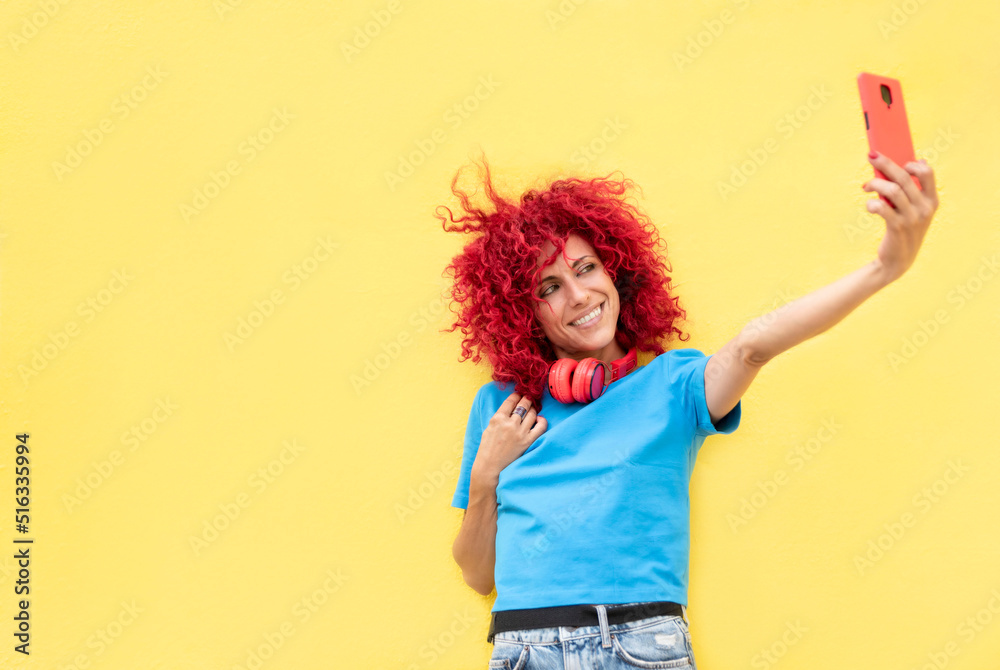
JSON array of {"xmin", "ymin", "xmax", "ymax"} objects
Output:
[{"xmin": 573, "ymin": 329, "xmax": 617, "ymax": 353}]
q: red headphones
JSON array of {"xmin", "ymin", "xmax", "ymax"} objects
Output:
[{"xmin": 547, "ymin": 345, "xmax": 638, "ymax": 404}]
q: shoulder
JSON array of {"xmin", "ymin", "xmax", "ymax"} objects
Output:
[
  {"xmin": 662, "ymin": 347, "xmax": 709, "ymax": 360},
  {"xmin": 650, "ymin": 347, "xmax": 709, "ymax": 371},
  {"xmin": 647, "ymin": 348, "xmax": 712, "ymax": 387},
  {"xmin": 470, "ymin": 379, "xmax": 516, "ymax": 413}
]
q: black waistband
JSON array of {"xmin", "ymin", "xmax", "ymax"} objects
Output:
[{"xmin": 488, "ymin": 601, "xmax": 683, "ymax": 644}]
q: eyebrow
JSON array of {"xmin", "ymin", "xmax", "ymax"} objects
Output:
[{"xmin": 538, "ymin": 255, "xmax": 595, "ymax": 285}]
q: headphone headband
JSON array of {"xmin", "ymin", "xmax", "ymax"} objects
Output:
[{"xmin": 603, "ymin": 346, "xmax": 638, "ymax": 384}]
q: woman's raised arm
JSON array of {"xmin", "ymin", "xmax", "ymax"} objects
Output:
[{"xmin": 704, "ymin": 153, "xmax": 939, "ymax": 416}]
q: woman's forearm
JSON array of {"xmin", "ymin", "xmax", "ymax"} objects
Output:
[
  {"xmin": 451, "ymin": 467, "xmax": 499, "ymax": 596},
  {"xmin": 743, "ymin": 259, "xmax": 893, "ymax": 364}
]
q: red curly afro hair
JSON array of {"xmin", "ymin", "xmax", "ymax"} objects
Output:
[{"xmin": 437, "ymin": 154, "xmax": 690, "ymax": 409}]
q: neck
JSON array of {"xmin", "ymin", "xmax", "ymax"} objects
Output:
[{"xmin": 554, "ymin": 335, "xmax": 630, "ymax": 368}]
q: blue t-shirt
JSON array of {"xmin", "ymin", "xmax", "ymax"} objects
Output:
[{"xmin": 451, "ymin": 348, "xmax": 741, "ymax": 612}]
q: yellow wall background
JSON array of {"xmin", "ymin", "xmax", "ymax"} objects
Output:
[{"xmin": 1, "ymin": 0, "xmax": 997, "ymax": 668}]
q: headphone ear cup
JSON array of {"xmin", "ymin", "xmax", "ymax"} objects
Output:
[
  {"xmin": 548, "ymin": 358, "xmax": 578, "ymax": 404},
  {"xmin": 572, "ymin": 358, "xmax": 607, "ymax": 403}
]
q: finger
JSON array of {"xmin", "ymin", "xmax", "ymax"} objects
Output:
[
  {"xmin": 521, "ymin": 406, "xmax": 538, "ymax": 425},
  {"xmin": 863, "ymin": 177, "xmax": 913, "ymax": 218},
  {"xmin": 866, "ymin": 195, "xmax": 900, "ymax": 223},
  {"xmin": 507, "ymin": 395, "xmax": 533, "ymax": 421},
  {"xmin": 870, "ymin": 151, "xmax": 922, "ymax": 207},
  {"xmin": 528, "ymin": 415, "xmax": 547, "ymax": 435},
  {"xmin": 497, "ymin": 392, "xmax": 523, "ymax": 414},
  {"xmin": 905, "ymin": 159, "xmax": 939, "ymax": 210}
]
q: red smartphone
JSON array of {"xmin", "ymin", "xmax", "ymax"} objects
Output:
[{"xmin": 857, "ymin": 72, "xmax": 921, "ymax": 207}]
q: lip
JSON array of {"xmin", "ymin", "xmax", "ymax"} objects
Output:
[{"xmin": 570, "ymin": 301, "xmax": 604, "ymax": 328}]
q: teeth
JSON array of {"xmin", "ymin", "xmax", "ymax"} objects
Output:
[{"xmin": 571, "ymin": 303, "xmax": 602, "ymax": 326}]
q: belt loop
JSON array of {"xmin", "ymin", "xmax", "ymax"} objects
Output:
[
  {"xmin": 681, "ymin": 605, "xmax": 689, "ymax": 625},
  {"xmin": 595, "ymin": 605, "xmax": 611, "ymax": 648}
]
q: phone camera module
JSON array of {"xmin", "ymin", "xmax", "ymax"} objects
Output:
[{"xmin": 880, "ymin": 84, "xmax": 893, "ymax": 107}]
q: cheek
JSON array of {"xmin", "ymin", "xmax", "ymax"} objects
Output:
[{"xmin": 536, "ymin": 303, "xmax": 562, "ymax": 331}]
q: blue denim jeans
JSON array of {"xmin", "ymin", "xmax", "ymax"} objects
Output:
[{"xmin": 488, "ymin": 604, "xmax": 697, "ymax": 669}]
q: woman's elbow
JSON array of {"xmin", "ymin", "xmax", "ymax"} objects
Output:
[
  {"xmin": 466, "ymin": 573, "xmax": 495, "ymax": 596},
  {"xmin": 453, "ymin": 549, "xmax": 494, "ymax": 595}
]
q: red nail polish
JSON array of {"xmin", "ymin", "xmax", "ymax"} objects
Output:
[{"xmin": 868, "ymin": 150, "xmax": 878, "ymax": 160}]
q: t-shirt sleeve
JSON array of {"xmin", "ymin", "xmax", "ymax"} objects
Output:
[
  {"xmin": 670, "ymin": 348, "xmax": 742, "ymax": 436},
  {"xmin": 451, "ymin": 386, "xmax": 487, "ymax": 510}
]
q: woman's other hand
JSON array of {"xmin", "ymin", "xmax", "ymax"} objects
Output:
[
  {"xmin": 471, "ymin": 392, "xmax": 547, "ymax": 483},
  {"xmin": 863, "ymin": 151, "xmax": 939, "ymax": 284}
]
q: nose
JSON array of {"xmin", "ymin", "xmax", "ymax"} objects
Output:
[{"xmin": 564, "ymin": 275, "xmax": 590, "ymax": 307}]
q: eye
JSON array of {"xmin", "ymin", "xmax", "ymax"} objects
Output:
[{"xmin": 538, "ymin": 264, "xmax": 595, "ymax": 298}]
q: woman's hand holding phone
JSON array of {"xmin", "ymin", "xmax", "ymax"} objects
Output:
[
  {"xmin": 857, "ymin": 72, "xmax": 940, "ymax": 284},
  {"xmin": 862, "ymin": 151, "xmax": 939, "ymax": 284}
]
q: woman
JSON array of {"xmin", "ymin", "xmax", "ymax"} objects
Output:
[{"xmin": 439, "ymin": 152, "xmax": 937, "ymax": 669}]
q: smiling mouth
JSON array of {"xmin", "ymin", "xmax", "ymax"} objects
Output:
[{"xmin": 570, "ymin": 302, "xmax": 604, "ymax": 327}]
